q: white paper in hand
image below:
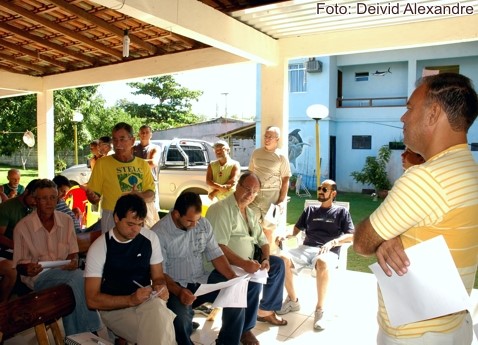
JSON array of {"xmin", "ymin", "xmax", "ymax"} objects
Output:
[{"xmin": 370, "ymin": 235, "xmax": 470, "ymax": 327}]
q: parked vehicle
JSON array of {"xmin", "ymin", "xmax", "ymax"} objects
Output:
[{"xmin": 61, "ymin": 139, "xmax": 215, "ymax": 210}]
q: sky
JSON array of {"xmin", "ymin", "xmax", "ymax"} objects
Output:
[{"xmin": 97, "ymin": 62, "xmax": 257, "ymax": 120}]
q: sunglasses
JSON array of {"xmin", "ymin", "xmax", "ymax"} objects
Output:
[{"xmin": 317, "ymin": 186, "xmax": 329, "ymax": 193}]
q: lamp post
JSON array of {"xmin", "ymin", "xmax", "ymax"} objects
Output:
[
  {"xmin": 72, "ymin": 110, "xmax": 84, "ymax": 165},
  {"xmin": 306, "ymin": 104, "xmax": 329, "ymax": 188}
]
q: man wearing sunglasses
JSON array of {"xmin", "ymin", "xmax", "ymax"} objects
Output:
[{"xmin": 277, "ymin": 179, "xmax": 354, "ymax": 331}]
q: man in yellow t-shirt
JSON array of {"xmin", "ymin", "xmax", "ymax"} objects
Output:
[
  {"xmin": 85, "ymin": 122, "xmax": 155, "ymax": 232},
  {"xmin": 206, "ymin": 140, "xmax": 240, "ymax": 201},
  {"xmin": 354, "ymin": 73, "xmax": 478, "ymax": 344}
]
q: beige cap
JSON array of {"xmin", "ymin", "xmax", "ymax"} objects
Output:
[{"xmin": 213, "ymin": 140, "xmax": 230, "ymax": 149}]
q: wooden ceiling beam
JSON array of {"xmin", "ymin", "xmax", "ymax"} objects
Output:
[
  {"xmin": 48, "ymin": 0, "xmax": 158, "ymax": 55},
  {"xmin": 0, "ymin": 22, "xmax": 96, "ymax": 65},
  {"xmin": 0, "ymin": 1, "xmax": 123, "ymax": 60},
  {"xmin": 0, "ymin": 51, "xmax": 46, "ymax": 73},
  {"xmin": 0, "ymin": 38, "xmax": 69, "ymax": 70}
]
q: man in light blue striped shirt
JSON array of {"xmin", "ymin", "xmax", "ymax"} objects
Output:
[{"xmin": 152, "ymin": 192, "xmax": 254, "ymax": 345}]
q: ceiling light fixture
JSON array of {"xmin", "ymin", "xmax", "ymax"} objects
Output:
[{"xmin": 123, "ymin": 29, "xmax": 130, "ymax": 58}]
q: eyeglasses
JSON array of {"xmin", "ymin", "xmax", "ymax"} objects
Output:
[
  {"xmin": 317, "ymin": 186, "xmax": 329, "ymax": 193},
  {"xmin": 264, "ymin": 135, "xmax": 278, "ymax": 140},
  {"xmin": 35, "ymin": 195, "xmax": 58, "ymax": 203},
  {"xmin": 239, "ymin": 183, "xmax": 259, "ymax": 195}
]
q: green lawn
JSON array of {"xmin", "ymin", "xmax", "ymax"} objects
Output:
[
  {"xmin": 286, "ymin": 190, "xmax": 380, "ymax": 274},
  {"xmin": 287, "ymin": 190, "xmax": 478, "ymax": 289}
]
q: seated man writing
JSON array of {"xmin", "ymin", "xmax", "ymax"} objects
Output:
[
  {"xmin": 152, "ymin": 192, "xmax": 259, "ymax": 345},
  {"xmin": 206, "ymin": 172, "xmax": 287, "ymax": 335},
  {"xmin": 84, "ymin": 193, "xmax": 175, "ymax": 345}
]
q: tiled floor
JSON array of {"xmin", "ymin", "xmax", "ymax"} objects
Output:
[
  {"xmin": 191, "ymin": 269, "xmax": 478, "ymax": 345},
  {"xmin": 190, "ymin": 269, "xmax": 378, "ymax": 345},
  {"xmin": 4, "ymin": 270, "xmax": 478, "ymax": 344}
]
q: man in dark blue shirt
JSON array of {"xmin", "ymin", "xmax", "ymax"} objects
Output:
[{"xmin": 277, "ymin": 179, "xmax": 354, "ymax": 331}]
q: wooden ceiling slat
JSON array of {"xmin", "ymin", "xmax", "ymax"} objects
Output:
[
  {"xmin": 0, "ymin": 22, "xmax": 96, "ymax": 65},
  {"xmin": 48, "ymin": 0, "xmax": 158, "ymax": 54},
  {"xmin": 0, "ymin": 51, "xmax": 46, "ymax": 73},
  {"xmin": 0, "ymin": 0, "xmax": 284, "ymax": 77},
  {"xmin": 0, "ymin": 37, "xmax": 68, "ymax": 69},
  {"xmin": 0, "ymin": 1, "xmax": 123, "ymax": 59}
]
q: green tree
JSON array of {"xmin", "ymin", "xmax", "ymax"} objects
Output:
[
  {"xmin": 121, "ymin": 76, "xmax": 203, "ymax": 128},
  {"xmin": 0, "ymin": 95, "xmax": 37, "ymax": 156},
  {"xmin": 53, "ymin": 86, "xmax": 99, "ymax": 151},
  {"xmin": 0, "ymin": 86, "xmax": 143, "ymax": 161}
]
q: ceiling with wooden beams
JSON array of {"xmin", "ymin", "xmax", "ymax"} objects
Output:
[
  {"xmin": 0, "ymin": 0, "xmax": 477, "ymax": 78},
  {"xmin": 0, "ymin": 0, "xmax": 286, "ymax": 77}
]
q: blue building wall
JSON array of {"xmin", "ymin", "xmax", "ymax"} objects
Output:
[{"xmin": 256, "ymin": 42, "xmax": 478, "ymax": 193}]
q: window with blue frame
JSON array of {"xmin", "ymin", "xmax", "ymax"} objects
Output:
[{"xmin": 289, "ymin": 63, "xmax": 307, "ymax": 93}]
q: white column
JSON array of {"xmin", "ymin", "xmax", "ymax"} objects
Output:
[
  {"xmin": 36, "ymin": 91, "xmax": 55, "ymax": 178},
  {"xmin": 259, "ymin": 60, "xmax": 289, "ymax": 150}
]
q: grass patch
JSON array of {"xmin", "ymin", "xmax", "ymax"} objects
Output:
[
  {"xmin": 286, "ymin": 191, "xmax": 381, "ymax": 274},
  {"xmin": 287, "ymin": 190, "xmax": 478, "ymax": 289}
]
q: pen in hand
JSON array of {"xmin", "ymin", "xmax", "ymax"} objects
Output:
[
  {"xmin": 133, "ymin": 280, "xmax": 146, "ymax": 288},
  {"xmin": 133, "ymin": 280, "xmax": 165, "ymax": 298}
]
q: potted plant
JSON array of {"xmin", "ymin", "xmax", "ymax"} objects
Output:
[{"xmin": 351, "ymin": 145, "xmax": 392, "ymax": 198}]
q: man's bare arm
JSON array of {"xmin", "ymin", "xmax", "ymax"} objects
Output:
[
  {"xmin": 354, "ymin": 217, "xmax": 410, "ymax": 276},
  {"xmin": 210, "ymin": 254, "xmax": 237, "ymax": 280},
  {"xmin": 353, "ymin": 217, "xmax": 384, "ymax": 256},
  {"xmin": 277, "ymin": 176, "xmax": 290, "ymax": 205},
  {"xmin": 146, "ymin": 146, "xmax": 160, "ymax": 169},
  {"xmin": 85, "ymin": 277, "xmax": 152, "ymax": 310},
  {"xmin": 217, "ymin": 244, "xmax": 260, "ymax": 274}
]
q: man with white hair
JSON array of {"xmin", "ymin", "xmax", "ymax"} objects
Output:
[{"xmin": 248, "ymin": 126, "xmax": 291, "ymax": 245}]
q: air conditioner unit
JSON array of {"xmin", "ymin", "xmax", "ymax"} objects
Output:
[{"xmin": 305, "ymin": 58, "xmax": 322, "ymax": 73}]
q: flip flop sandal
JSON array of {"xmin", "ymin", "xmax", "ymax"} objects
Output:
[{"xmin": 257, "ymin": 312, "xmax": 288, "ymax": 326}]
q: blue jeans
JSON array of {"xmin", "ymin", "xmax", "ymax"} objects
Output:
[
  {"xmin": 259, "ymin": 255, "xmax": 285, "ymax": 311},
  {"xmin": 34, "ymin": 269, "xmax": 102, "ymax": 336},
  {"xmin": 167, "ymin": 270, "xmax": 262, "ymax": 345}
]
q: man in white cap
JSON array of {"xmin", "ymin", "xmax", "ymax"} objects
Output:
[{"xmin": 206, "ymin": 140, "xmax": 240, "ymax": 201}]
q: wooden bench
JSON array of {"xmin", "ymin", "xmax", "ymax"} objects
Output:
[{"xmin": 0, "ymin": 284, "xmax": 75, "ymax": 345}]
